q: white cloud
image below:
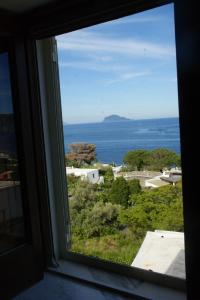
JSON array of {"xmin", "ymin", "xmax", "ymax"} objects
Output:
[
  {"xmin": 59, "ymin": 60, "xmax": 150, "ymax": 85},
  {"xmin": 57, "ymin": 30, "xmax": 175, "ymax": 59},
  {"xmin": 103, "ymin": 16, "xmax": 163, "ymax": 25},
  {"xmin": 104, "ymin": 71, "xmax": 150, "ymax": 85},
  {"xmin": 57, "ymin": 28, "xmax": 175, "ymax": 88},
  {"xmin": 59, "ymin": 61, "xmax": 135, "ymax": 73}
]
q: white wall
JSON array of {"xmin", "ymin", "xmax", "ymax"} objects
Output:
[{"xmin": 66, "ymin": 167, "xmax": 100, "ymax": 184}]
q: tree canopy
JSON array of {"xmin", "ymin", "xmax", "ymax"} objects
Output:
[
  {"xmin": 123, "ymin": 149, "xmax": 150, "ymax": 171},
  {"xmin": 128, "ymin": 179, "xmax": 141, "ymax": 195},
  {"xmin": 66, "ymin": 147, "xmax": 183, "ymax": 266},
  {"xmin": 66, "ymin": 143, "xmax": 96, "ymax": 167},
  {"xmin": 119, "ymin": 183, "xmax": 183, "ymax": 237},
  {"xmin": 123, "ymin": 148, "xmax": 181, "ymax": 171},
  {"xmin": 108, "ymin": 177, "xmax": 130, "ymax": 207}
]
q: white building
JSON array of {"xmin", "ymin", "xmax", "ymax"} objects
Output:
[
  {"xmin": 132, "ymin": 230, "xmax": 185, "ymax": 279},
  {"xmin": 145, "ymin": 168, "xmax": 182, "ymax": 188},
  {"xmin": 145, "ymin": 176, "xmax": 169, "ymax": 188},
  {"xmin": 66, "ymin": 167, "xmax": 103, "ymax": 184},
  {"xmin": 163, "ymin": 167, "xmax": 182, "ymax": 175},
  {"xmin": 112, "ymin": 165, "xmax": 123, "ymax": 174}
]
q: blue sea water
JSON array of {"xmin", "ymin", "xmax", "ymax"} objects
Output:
[{"xmin": 63, "ymin": 117, "xmax": 180, "ymax": 165}]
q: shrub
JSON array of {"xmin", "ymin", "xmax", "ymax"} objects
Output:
[
  {"xmin": 128, "ymin": 179, "xmax": 141, "ymax": 195},
  {"xmin": 108, "ymin": 177, "xmax": 130, "ymax": 207},
  {"xmin": 123, "ymin": 149, "xmax": 150, "ymax": 171},
  {"xmin": 71, "ymin": 202, "xmax": 121, "ymax": 238},
  {"xmin": 123, "ymin": 148, "xmax": 181, "ymax": 171},
  {"xmin": 70, "ymin": 180, "xmax": 97, "ymax": 212}
]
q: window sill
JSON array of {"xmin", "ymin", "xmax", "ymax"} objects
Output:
[{"xmin": 49, "ymin": 259, "xmax": 186, "ymax": 300}]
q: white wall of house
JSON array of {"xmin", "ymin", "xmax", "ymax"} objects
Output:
[
  {"xmin": 112, "ymin": 165, "xmax": 122, "ymax": 174},
  {"xmin": 66, "ymin": 167, "xmax": 100, "ymax": 184}
]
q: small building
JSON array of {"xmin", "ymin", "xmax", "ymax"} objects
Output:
[
  {"xmin": 66, "ymin": 167, "xmax": 103, "ymax": 184},
  {"xmin": 160, "ymin": 175, "xmax": 182, "ymax": 185},
  {"xmin": 160, "ymin": 168, "xmax": 182, "ymax": 186},
  {"xmin": 163, "ymin": 167, "xmax": 182, "ymax": 176},
  {"xmin": 112, "ymin": 165, "xmax": 122, "ymax": 174},
  {"xmin": 145, "ymin": 168, "xmax": 182, "ymax": 188},
  {"xmin": 145, "ymin": 178, "xmax": 169, "ymax": 188},
  {"xmin": 132, "ymin": 230, "xmax": 185, "ymax": 279}
]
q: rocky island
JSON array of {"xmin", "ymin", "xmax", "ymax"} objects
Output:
[{"xmin": 103, "ymin": 114, "xmax": 131, "ymax": 122}]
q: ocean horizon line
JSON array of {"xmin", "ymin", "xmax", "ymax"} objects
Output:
[
  {"xmin": 63, "ymin": 116, "xmax": 179, "ymax": 126},
  {"xmin": 63, "ymin": 117, "xmax": 180, "ymax": 164}
]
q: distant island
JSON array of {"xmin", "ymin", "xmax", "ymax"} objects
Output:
[{"xmin": 103, "ymin": 114, "xmax": 131, "ymax": 122}]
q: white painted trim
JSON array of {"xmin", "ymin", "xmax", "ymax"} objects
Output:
[{"xmin": 37, "ymin": 38, "xmax": 70, "ymax": 261}]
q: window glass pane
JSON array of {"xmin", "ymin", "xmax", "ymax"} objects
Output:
[
  {"xmin": 0, "ymin": 52, "xmax": 25, "ymax": 254},
  {"xmin": 57, "ymin": 4, "xmax": 185, "ymax": 278}
]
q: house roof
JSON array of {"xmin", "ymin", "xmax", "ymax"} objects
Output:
[
  {"xmin": 66, "ymin": 167, "xmax": 98, "ymax": 175},
  {"xmin": 146, "ymin": 178, "xmax": 169, "ymax": 187},
  {"xmin": 160, "ymin": 175, "xmax": 182, "ymax": 183},
  {"xmin": 132, "ymin": 230, "xmax": 185, "ymax": 279}
]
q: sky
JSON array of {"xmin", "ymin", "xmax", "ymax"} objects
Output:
[{"xmin": 57, "ymin": 3, "xmax": 179, "ymax": 124}]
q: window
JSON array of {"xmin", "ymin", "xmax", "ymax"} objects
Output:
[
  {"xmin": 36, "ymin": 0, "xmax": 188, "ymax": 292},
  {"xmin": 53, "ymin": 2, "xmax": 185, "ymax": 279},
  {"xmin": 0, "ymin": 52, "xmax": 26, "ymax": 254}
]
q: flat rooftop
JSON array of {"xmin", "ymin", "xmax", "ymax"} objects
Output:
[
  {"xmin": 146, "ymin": 179, "xmax": 169, "ymax": 187},
  {"xmin": 132, "ymin": 230, "xmax": 185, "ymax": 279},
  {"xmin": 66, "ymin": 167, "xmax": 98, "ymax": 173}
]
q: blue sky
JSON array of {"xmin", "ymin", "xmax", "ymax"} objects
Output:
[{"xmin": 57, "ymin": 3, "xmax": 179, "ymax": 124}]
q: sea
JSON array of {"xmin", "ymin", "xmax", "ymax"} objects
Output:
[{"xmin": 63, "ymin": 117, "xmax": 180, "ymax": 165}]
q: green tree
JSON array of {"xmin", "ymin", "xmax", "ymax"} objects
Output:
[
  {"xmin": 130, "ymin": 184, "xmax": 182, "ymax": 206},
  {"xmin": 70, "ymin": 180, "xmax": 97, "ymax": 212},
  {"xmin": 97, "ymin": 167, "xmax": 114, "ymax": 203},
  {"xmin": 119, "ymin": 206, "xmax": 151, "ymax": 238},
  {"xmin": 123, "ymin": 149, "xmax": 150, "ymax": 171},
  {"xmin": 151, "ymin": 197, "xmax": 183, "ymax": 231},
  {"xmin": 82, "ymin": 202, "xmax": 121, "ymax": 237},
  {"xmin": 127, "ymin": 184, "xmax": 183, "ymax": 235},
  {"xmin": 71, "ymin": 202, "xmax": 121, "ymax": 238},
  {"xmin": 128, "ymin": 179, "xmax": 141, "ymax": 195},
  {"xmin": 102, "ymin": 167, "xmax": 114, "ymax": 189},
  {"xmin": 123, "ymin": 148, "xmax": 181, "ymax": 171},
  {"xmin": 109, "ymin": 177, "xmax": 130, "ymax": 207},
  {"xmin": 67, "ymin": 174, "xmax": 79, "ymax": 194},
  {"xmin": 149, "ymin": 148, "xmax": 181, "ymax": 171}
]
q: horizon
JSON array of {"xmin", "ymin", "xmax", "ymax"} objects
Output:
[
  {"xmin": 63, "ymin": 115, "xmax": 179, "ymax": 125},
  {"xmin": 57, "ymin": 4, "xmax": 179, "ymax": 124}
]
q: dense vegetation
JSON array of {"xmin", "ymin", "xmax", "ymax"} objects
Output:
[
  {"xmin": 67, "ymin": 158, "xmax": 183, "ymax": 265},
  {"xmin": 123, "ymin": 148, "xmax": 181, "ymax": 171}
]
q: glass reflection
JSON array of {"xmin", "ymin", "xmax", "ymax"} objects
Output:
[{"xmin": 0, "ymin": 52, "xmax": 25, "ymax": 254}]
